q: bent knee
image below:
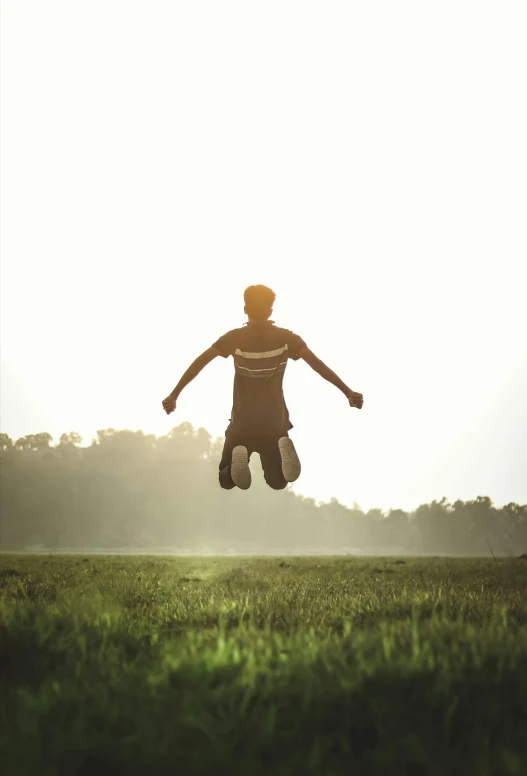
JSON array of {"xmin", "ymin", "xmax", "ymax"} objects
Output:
[
  {"xmin": 265, "ymin": 479, "xmax": 287, "ymax": 490},
  {"xmin": 219, "ymin": 470, "xmax": 236, "ymax": 490},
  {"xmin": 219, "ymin": 481, "xmax": 236, "ymax": 490}
]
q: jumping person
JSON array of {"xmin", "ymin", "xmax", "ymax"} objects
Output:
[{"xmin": 162, "ymin": 285, "xmax": 363, "ymax": 491}]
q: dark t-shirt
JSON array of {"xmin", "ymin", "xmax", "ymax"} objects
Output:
[{"xmin": 212, "ymin": 321, "xmax": 307, "ymax": 437}]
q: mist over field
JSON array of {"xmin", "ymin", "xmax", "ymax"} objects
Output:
[{"xmin": 1, "ymin": 425, "xmax": 525, "ymax": 556}]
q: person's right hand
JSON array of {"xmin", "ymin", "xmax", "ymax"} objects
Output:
[
  {"xmin": 348, "ymin": 391, "xmax": 364, "ymax": 409},
  {"xmin": 162, "ymin": 396, "xmax": 176, "ymax": 415}
]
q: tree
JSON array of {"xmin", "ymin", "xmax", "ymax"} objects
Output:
[
  {"xmin": 0, "ymin": 433, "xmax": 13, "ymax": 454},
  {"xmin": 15, "ymin": 433, "xmax": 53, "ymax": 453},
  {"xmin": 59, "ymin": 432, "xmax": 83, "ymax": 447},
  {"xmin": 382, "ymin": 509, "xmax": 410, "ymax": 550},
  {"xmin": 411, "ymin": 498, "xmax": 452, "ymax": 554}
]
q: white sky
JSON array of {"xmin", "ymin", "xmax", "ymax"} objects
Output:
[{"xmin": 1, "ymin": 1, "xmax": 526, "ymax": 512}]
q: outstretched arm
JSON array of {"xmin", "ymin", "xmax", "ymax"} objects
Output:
[
  {"xmin": 299, "ymin": 347, "xmax": 363, "ymax": 408},
  {"xmin": 162, "ymin": 347, "xmax": 220, "ymax": 415}
]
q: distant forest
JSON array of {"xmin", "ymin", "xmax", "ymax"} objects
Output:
[{"xmin": 1, "ymin": 425, "xmax": 525, "ymax": 555}]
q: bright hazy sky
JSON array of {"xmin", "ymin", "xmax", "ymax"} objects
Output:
[{"xmin": 1, "ymin": 2, "xmax": 526, "ymax": 512}]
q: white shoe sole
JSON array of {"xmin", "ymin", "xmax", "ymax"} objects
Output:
[
  {"xmin": 278, "ymin": 437, "xmax": 301, "ymax": 482},
  {"xmin": 231, "ymin": 446, "xmax": 252, "ymax": 490}
]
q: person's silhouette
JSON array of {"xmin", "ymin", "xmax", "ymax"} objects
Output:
[{"xmin": 162, "ymin": 285, "xmax": 363, "ymax": 490}]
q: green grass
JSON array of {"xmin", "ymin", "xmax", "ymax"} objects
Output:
[{"xmin": 1, "ymin": 555, "xmax": 527, "ymax": 775}]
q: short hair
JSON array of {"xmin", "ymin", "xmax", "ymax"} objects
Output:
[{"xmin": 243, "ymin": 285, "xmax": 276, "ymax": 317}]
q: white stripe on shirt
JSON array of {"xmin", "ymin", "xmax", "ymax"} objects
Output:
[
  {"xmin": 236, "ymin": 362, "xmax": 287, "ymax": 373},
  {"xmin": 234, "ymin": 344, "xmax": 288, "ymax": 360}
]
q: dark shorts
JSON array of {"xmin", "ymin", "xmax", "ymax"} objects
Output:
[{"xmin": 218, "ymin": 429, "xmax": 288, "ymax": 491}]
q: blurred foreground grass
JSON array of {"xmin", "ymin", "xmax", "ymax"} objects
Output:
[{"xmin": 1, "ymin": 555, "xmax": 526, "ymax": 775}]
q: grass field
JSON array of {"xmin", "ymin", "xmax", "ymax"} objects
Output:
[{"xmin": 1, "ymin": 555, "xmax": 526, "ymax": 775}]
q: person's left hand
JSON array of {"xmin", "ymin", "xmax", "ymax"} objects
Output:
[
  {"xmin": 348, "ymin": 390, "xmax": 364, "ymax": 409},
  {"xmin": 162, "ymin": 395, "xmax": 176, "ymax": 415}
]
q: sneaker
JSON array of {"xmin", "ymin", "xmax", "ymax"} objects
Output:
[
  {"xmin": 278, "ymin": 437, "xmax": 301, "ymax": 482},
  {"xmin": 231, "ymin": 446, "xmax": 252, "ymax": 490}
]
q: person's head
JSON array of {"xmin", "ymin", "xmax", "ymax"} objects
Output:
[{"xmin": 243, "ymin": 285, "xmax": 276, "ymax": 320}]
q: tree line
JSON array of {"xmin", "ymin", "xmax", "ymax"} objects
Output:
[{"xmin": 0, "ymin": 426, "xmax": 525, "ymax": 555}]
